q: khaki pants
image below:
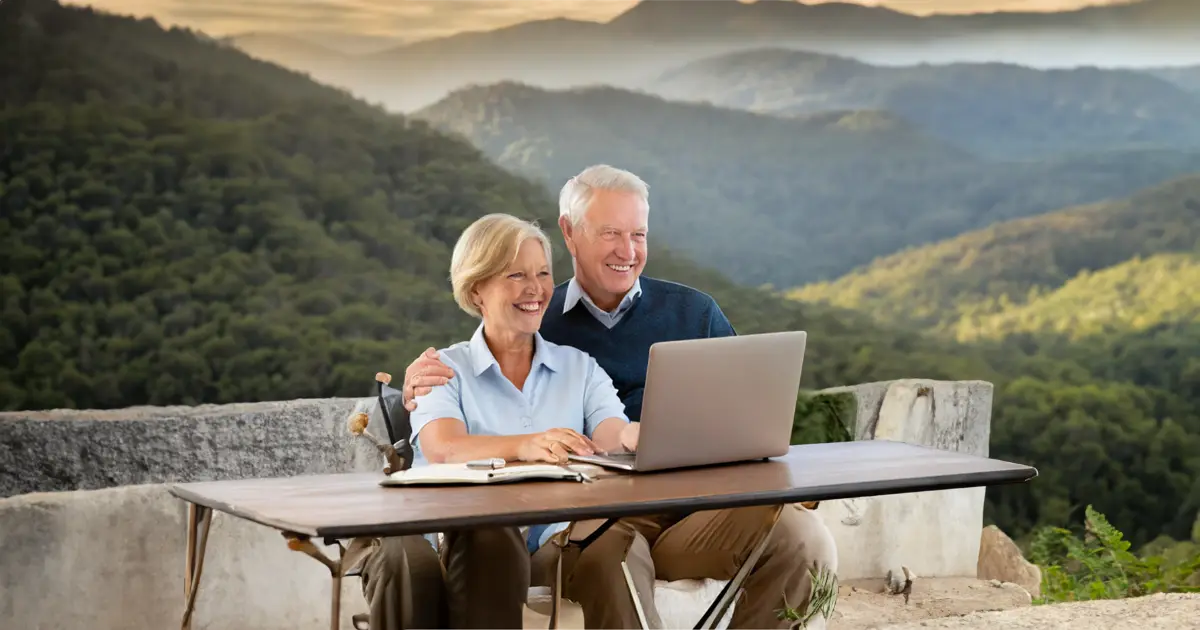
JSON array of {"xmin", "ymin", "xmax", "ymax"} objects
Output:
[
  {"xmin": 358, "ymin": 504, "xmax": 837, "ymax": 630},
  {"xmin": 531, "ymin": 504, "xmax": 838, "ymax": 629}
]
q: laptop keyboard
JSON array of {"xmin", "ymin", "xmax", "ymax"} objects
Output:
[{"xmin": 601, "ymin": 452, "xmax": 637, "ymax": 462}]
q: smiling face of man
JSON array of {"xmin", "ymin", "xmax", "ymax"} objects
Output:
[{"xmin": 559, "ymin": 187, "xmax": 649, "ymax": 312}]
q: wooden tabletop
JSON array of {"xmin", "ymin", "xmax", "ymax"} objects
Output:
[{"xmin": 168, "ymin": 440, "xmax": 1036, "ymax": 539}]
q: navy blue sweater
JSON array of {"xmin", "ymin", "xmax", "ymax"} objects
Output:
[{"xmin": 539, "ymin": 276, "xmax": 736, "ymax": 423}]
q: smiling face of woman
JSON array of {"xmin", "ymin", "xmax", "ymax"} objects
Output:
[{"xmin": 471, "ymin": 237, "xmax": 555, "ymax": 337}]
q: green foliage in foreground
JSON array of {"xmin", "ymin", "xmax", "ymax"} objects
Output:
[
  {"xmin": 1030, "ymin": 505, "xmax": 1200, "ymax": 604},
  {"xmin": 777, "ymin": 565, "xmax": 839, "ymax": 628}
]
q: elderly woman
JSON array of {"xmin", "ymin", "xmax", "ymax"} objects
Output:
[{"xmin": 357, "ymin": 213, "xmax": 639, "ymax": 630}]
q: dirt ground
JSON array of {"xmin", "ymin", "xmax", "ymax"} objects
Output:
[
  {"xmin": 831, "ymin": 577, "xmax": 1033, "ymax": 629},
  {"xmin": 875, "ymin": 592, "xmax": 1200, "ymax": 630},
  {"xmin": 526, "ymin": 577, "xmax": 1198, "ymax": 629}
]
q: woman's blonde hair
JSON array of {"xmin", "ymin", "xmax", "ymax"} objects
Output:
[{"xmin": 450, "ymin": 213, "xmax": 554, "ymax": 318}]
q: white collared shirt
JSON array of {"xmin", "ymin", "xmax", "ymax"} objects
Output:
[{"xmin": 562, "ymin": 277, "xmax": 642, "ymax": 328}]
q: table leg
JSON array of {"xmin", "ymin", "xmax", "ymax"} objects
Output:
[
  {"xmin": 286, "ymin": 534, "xmax": 373, "ymax": 630},
  {"xmin": 693, "ymin": 505, "xmax": 784, "ymax": 630},
  {"xmin": 181, "ymin": 504, "xmax": 213, "ymax": 630},
  {"xmin": 547, "ymin": 521, "xmax": 574, "ymax": 630},
  {"xmin": 621, "ymin": 560, "xmax": 651, "ymax": 630}
]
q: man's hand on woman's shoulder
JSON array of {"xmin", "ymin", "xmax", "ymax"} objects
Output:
[{"xmin": 402, "ymin": 347, "xmax": 456, "ymax": 411}]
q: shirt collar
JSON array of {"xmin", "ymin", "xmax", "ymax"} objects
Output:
[
  {"xmin": 468, "ymin": 323, "xmax": 559, "ymax": 377},
  {"xmin": 563, "ymin": 277, "xmax": 642, "ymax": 316}
]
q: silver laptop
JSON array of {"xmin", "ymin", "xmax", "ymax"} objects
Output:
[{"xmin": 569, "ymin": 331, "xmax": 806, "ymax": 472}]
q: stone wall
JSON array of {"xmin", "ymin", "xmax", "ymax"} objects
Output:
[
  {"xmin": 1, "ymin": 483, "xmax": 370, "ymax": 629},
  {"xmin": 0, "ymin": 379, "xmax": 997, "ymax": 629},
  {"xmin": 815, "ymin": 379, "xmax": 995, "ymax": 580},
  {"xmin": 0, "ymin": 397, "xmax": 391, "ymax": 629},
  {"xmin": 0, "ymin": 398, "xmax": 385, "ymax": 498}
]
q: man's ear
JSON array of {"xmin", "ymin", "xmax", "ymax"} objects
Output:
[{"xmin": 558, "ymin": 215, "xmax": 578, "ymax": 257}]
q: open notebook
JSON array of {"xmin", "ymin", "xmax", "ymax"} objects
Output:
[{"xmin": 379, "ymin": 462, "xmax": 594, "ymax": 486}]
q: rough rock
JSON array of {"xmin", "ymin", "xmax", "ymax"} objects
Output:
[
  {"xmin": 0, "ymin": 398, "xmax": 385, "ymax": 497},
  {"xmin": 815, "ymin": 379, "xmax": 996, "ymax": 579},
  {"xmin": 0, "ymin": 483, "xmax": 370, "ymax": 630},
  {"xmin": 978, "ymin": 524, "xmax": 1043, "ymax": 598}
]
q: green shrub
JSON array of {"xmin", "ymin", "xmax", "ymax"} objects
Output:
[{"xmin": 1029, "ymin": 505, "xmax": 1200, "ymax": 604}]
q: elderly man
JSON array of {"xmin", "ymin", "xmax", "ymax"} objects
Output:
[{"xmin": 396, "ymin": 164, "xmax": 839, "ymax": 629}]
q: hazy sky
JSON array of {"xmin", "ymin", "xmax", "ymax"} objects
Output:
[{"xmin": 65, "ymin": 0, "xmax": 1129, "ymax": 42}]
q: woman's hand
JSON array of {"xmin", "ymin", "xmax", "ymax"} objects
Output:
[
  {"xmin": 517, "ymin": 428, "xmax": 598, "ymax": 464},
  {"xmin": 618, "ymin": 422, "xmax": 640, "ymax": 453}
]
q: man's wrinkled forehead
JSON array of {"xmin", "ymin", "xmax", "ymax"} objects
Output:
[{"xmin": 583, "ymin": 190, "xmax": 648, "ymax": 230}]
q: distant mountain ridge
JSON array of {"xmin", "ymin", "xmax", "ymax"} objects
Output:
[
  {"xmin": 416, "ymin": 80, "xmax": 1200, "ymax": 288},
  {"xmin": 1147, "ymin": 65, "xmax": 1200, "ymax": 93},
  {"xmin": 213, "ymin": 0, "xmax": 1200, "ymax": 112},
  {"xmin": 648, "ymin": 47, "xmax": 1200, "ymax": 159},
  {"xmin": 599, "ymin": 0, "xmax": 1199, "ymax": 40},
  {"xmin": 603, "ymin": 0, "xmax": 935, "ymax": 39}
]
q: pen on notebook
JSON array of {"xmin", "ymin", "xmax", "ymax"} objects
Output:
[{"xmin": 465, "ymin": 458, "xmax": 506, "ymax": 470}]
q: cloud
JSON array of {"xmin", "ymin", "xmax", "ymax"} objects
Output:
[
  {"xmin": 65, "ymin": 0, "xmax": 636, "ymax": 40},
  {"xmin": 850, "ymin": 0, "xmax": 1124, "ymax": 14},
  {"xmin": 65, "ymin": 0, "xmax": 1116, "ymax": 42}
]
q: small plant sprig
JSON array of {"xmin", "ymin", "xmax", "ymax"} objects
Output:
[{"xmin": 776, "ymin": 564, "xmax": 839, "ymax": 629}]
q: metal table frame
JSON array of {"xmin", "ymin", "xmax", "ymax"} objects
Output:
[{"xmin": 178, "ymin": 504, "xmax": 782, "ymax": 630}]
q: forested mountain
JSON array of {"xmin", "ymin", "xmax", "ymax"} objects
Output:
[
  {"xmin": 956, "ymin": 252, "xmax": 1200, "ymax": 342},
  {"xmin": 789, "ymin": 175, "xmax": 1200, "ymax": 545},
  {"xmin": 791, "ymin": 174, "xmax": 1200, "ymax": 333},
  {"xmin": 649, "ymin": 48, "xmax": 1200, "ymax": 159},
  {"xmin": 0, "ymin": 0, "xmax": 995, "ymax": 413},
  {"xmin": 416, "ymin": 81, "xmax": 1200, "ymax": 287}
]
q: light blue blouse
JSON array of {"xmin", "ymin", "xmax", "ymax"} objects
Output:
[{"xmin": 409, "ymin": 323, "xmax": 630, "ymax": 551}]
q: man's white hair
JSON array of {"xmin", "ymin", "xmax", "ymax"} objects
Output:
[{"xmin": 558, "ymin": 164, "xmax": 650, "ymax": 226}]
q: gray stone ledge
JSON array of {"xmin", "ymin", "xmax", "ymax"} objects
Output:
[
  {"xmin": 1, "ymin": 379, "xmax": 994, "ymax": 504},
  {"xmin": 0, "ymin": 398, "xmax": 383, "ymax": 498}
]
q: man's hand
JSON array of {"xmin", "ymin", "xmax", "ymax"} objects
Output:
[
  {"xmin": 402, "ymin": 348, "xmax": 455, "ymax": 411},
  {"xmin": 618, "ymin": 422, "xmax": 640, "ymax": 453},
  {"xmin": 517, "ymin": 428, "xmax": 598, "ymax": 464}
]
